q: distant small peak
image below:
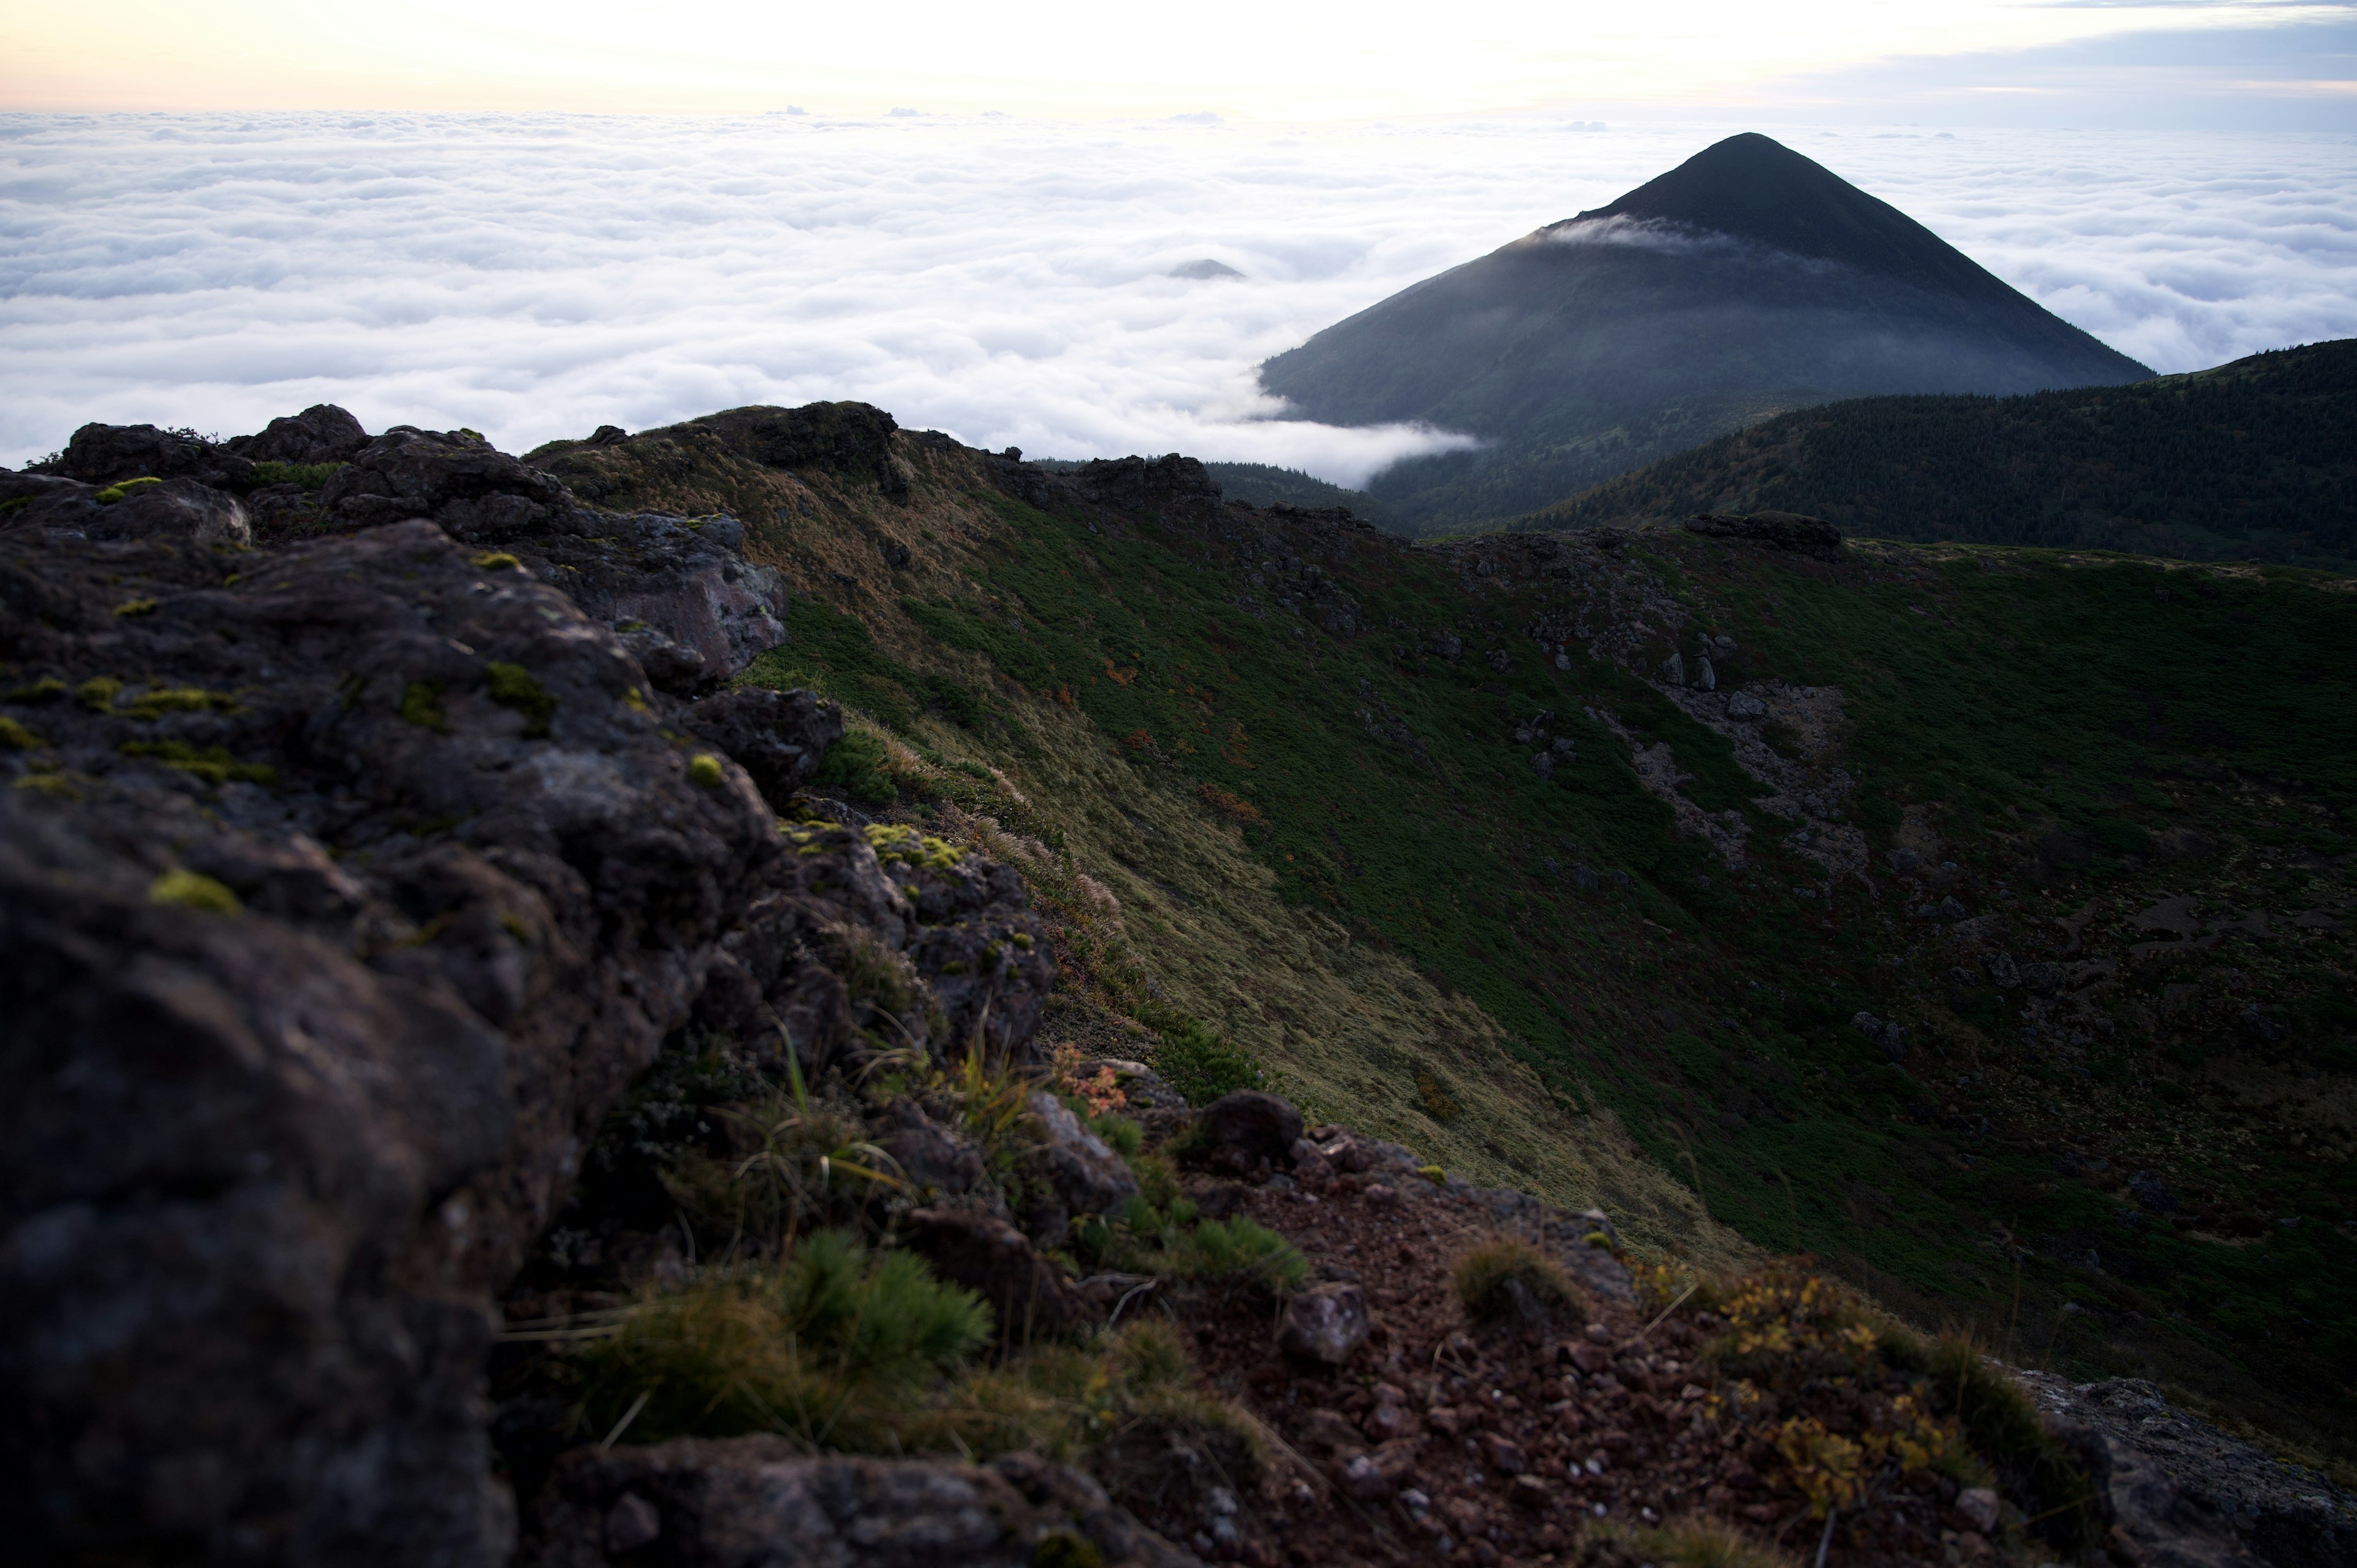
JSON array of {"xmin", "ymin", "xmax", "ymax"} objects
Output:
[{"xmin": 1170, "ymin": 258, "xmax": 1245, "ymax": 281}]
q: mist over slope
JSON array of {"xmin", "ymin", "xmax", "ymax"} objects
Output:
[
  {"xmin": 1516, "ymin": 339, "xmax": 2357, "ymax": 573},
  {"xmin": 1261, "ymin": 133, "xmax": 2154, "ymax": 533}
]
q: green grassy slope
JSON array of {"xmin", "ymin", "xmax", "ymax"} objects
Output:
[
  {"xmin": 535, "ymin": 414, "xmax": 2357, "ymax": 1461},
  {"xmin": 1520, "ymin": 340, "xmax": 2357, "ymax": 571}
]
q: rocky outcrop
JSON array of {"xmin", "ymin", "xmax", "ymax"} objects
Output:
[
  {"xmin": 0, "ymin": 439, "xmax": 1053, "ymax": 1564},
  {"xmin": 29, "ymin": 419, "xmax": 257, "ymax": 490},
  {"xmin": 528, "ymin": 1440, "xmax": 1200, "ymax": 1568},
  {"xmin": 1, "ymin": 473, "xmax": 252, "ymax": 546},
  {"xmin": 2021, "ymin": 1375, "xmax": 2355, "ymax": 1568},
  {"xmin": 319, "ymin": 425, "xmax": 575, "ymax": 536},
  {"xmin": 224, "ymin": 403, "xmax": 372, "ymax": 466},
  {"xmin": 1682, "ymin": 509, "xmax": 1843, "ymax": 558}
]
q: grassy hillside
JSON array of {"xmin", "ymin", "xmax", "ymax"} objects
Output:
[
  {"xmin": 1520, "ymin": 340, "xmax": 2357, "ymax": 571},
  {"xmin": 532, "ymin": 412, "xmax": 2357, "ymax": 1463}
]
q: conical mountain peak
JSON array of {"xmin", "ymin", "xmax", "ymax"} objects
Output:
[{"xmin": 1564, "ymin": 133, "xmax": 2010, "ymax": 304}]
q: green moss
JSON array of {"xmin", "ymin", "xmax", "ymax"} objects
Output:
[
  {"xmin": 112, "ymin": 598, "xmax": 158, "ymax": 617},
  {"xmin": 75, "ymin": 677, "xmax": 122, "ymax": 711},
  {"xmin": 13, "ymin": 771, "xmax": 79, "ymax": 799},
  {"xmin": 0, "ymin": 716, "xmax": 45, "ymax": 750},
  {"xmin": 118, "ymin": 740, "xmax": 277, "ymax": 787},
  {"xmin": 687, "ymin": 752, "xmax": 726, "ymax": 787},
  {"xmin": 149, "ymin": 868, "xmax": 240, "ymax": 913},
  {"xmin": 124, "ymin": 686, "xmax": 234, "ymax": 719},
  {"xmin": 471, "ymin": 551, "xmax": 524, "ymax": 571},
  {"xmin": 399, "ymin": 681, "xmax": 449, "ymax": 733},
  {"xmin": 3, "ymin": 677, "xmax": 66, "ymax": 705},
  {"xmin": 0, "ymin": 495, "xmax": 32, "ymax": 514},
  {"xmin": 486, "ymin": 662, "xmax": 556, "ymax": 737},
  {"xmin": 95, "ymin": 476, "xmax": 163, "ymax": 504},
  {"xmin": 865, "ymin": 821, "xmax": 964, "ymax": 869}
]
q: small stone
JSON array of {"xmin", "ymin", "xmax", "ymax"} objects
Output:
[
  {"xmin": 1957, "ymin": 1486, "xmax": 2000, "ymax": 1533},
  {"xmin": 604, "ymin": 1492, "xmax": 661, "ymax": 1554},
  {"xmin": 1480, "ymin": 1432, "xmax": 1530, "ymax": 1475},
  {"xmin": 1279, "ymin": 1281, "xmax": 1370, "ymax": 1364}
]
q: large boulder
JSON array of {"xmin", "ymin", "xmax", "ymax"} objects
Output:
[
  {"xmin": 899, "ymin": 1208, "xmax": 1086, "ymax": 1342},
  {"xmin": 1, "ymin": 474, "xmax": 250, "ymax": 547},
  {"xmin": 680, "ymin": 687, "xmax": 841, "ymax": 805},
  {"xmin": 1195, "ymin": 1091, "xmax": 1301, "ymax": 1165},
  {"xmin": 29, "ymin": 420, "xmax": 255, "ymax": 490},
  {"xmin": 319, "ymin": 425, "xmax": 572, "ymax": 536},
  {"xmin": 520, "ymin": 514, "xmax": 788, "ymax": 687},
  {"xmin": 1025, "ymin": 1089, "xmax": 1140, "ymax": 1225},
  {"xmin": 225, "ymin": 403, "xmax": 371, "ymax": 466},
  {"xmin": 525, "ymin": 1439, "xmax": 1200, "ymax": 1568}
]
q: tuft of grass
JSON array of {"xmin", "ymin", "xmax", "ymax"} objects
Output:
[
  {"xmin": 574, "ymin": 1230, "xmax": 990, "ymax": 1448},
  {"xmin": 149, "ymin": 868, "xmax": 240, "ymax": 914},
  {"xmin": 486, "ymin": 662, "xmax": 556, "ymax": 737},
  {"xmin": 1453, "ymin": 1237, "xmax": 1584, "ymax": 1327},
  {"xmin": 1878, "ymin": 1324, "xmax": 2098, "ymax": 1552},
  {"xmin": 1158, "ymin": 1216, "xmax": 1306, "ymax": 1291}
]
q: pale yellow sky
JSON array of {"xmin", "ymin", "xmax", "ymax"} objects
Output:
[{"xmin": 1, "ymin": 0, "xmax": 2332, "ymax": 118}]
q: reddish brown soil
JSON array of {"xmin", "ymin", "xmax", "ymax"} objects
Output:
[{"xmin": 1166, "ymin": 1171, "xmax": 2011, "ymax": 1568}]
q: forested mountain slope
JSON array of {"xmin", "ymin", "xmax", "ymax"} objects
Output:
[{"xmin": 1520, "ymin": 339, "xmax": 2357, "ymax": 571}]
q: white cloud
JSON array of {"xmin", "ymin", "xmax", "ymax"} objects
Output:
[{"xmin": 1, "ymin": 114, "xmax": 2350, "ymax": 485}]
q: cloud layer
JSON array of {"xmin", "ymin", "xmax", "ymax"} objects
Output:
[{"xmin": 1, "ymin": 114, "xmax": 2350, "ymax": 483}]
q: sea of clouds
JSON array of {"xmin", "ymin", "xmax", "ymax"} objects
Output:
[{"xmin": 2, "ymin": 114, "xmax": 2351, "ymax": 481}]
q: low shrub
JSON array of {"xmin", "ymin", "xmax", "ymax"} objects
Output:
[
  {"xmin": 1453, "ymin": 1237, "xmax": 1585, "ymax": 1328},
  {"xmin": 1158, "ymin": 1216, "xmax": 1306, "ymax": 1291},
  {"xmin": 811, "ymin": 730, "xmax": 896, "ymax": 805}
]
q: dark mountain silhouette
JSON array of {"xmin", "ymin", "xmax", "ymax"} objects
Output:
[
  {"xmin": 1514, "ymin": 339, "xmax": 2357, "ymax": 573},
  {"xmin": 1261, "ymin": 132, "xmax": 2153, "ymax": 532}
]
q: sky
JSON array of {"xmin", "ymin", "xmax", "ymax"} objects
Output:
[{"xmin": 1, "ymin": 4, "xmax": 2351, "ymax": 478}]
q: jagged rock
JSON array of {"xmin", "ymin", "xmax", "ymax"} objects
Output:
[
  {"xmin": 3, "ymin": 474, "xmax": 251, "ymax": 547},
  {"xmin": 1278, "ymin": 1282, "xmax": 1369, "ymax": 1364},
  {"xmin": 900, "ymin": 1208, "xmax": 1085, "ymax": 1341},
  {"xmin": 29, "ymin": 420, "xmax": 254, "ymax": 490},
  {"xmin": 318, "ymin": 425, "xmax": 571, "ymax": 535},
  {"xmin": 0, "ymin": 505, "xmax": 1055, "ymax": 1567},
  {"xmin": 225, "ymin": 403, "xmax": 371, "ymax": 466},
  {"xmin": 876, "ymin": 1100, "xmax": 984, "ymax": 1198},
  {"xmin": 1026, "ymin": 1091, "xmax": 1140, "ymax": 1221},
  {"xmin": 681, "ymin": 687, "xmax": 842, "ymax": 806},
  {"xmin": 2022, "ymin": 1375, "xmax": 2353, "ymax": 1568},
  {"xmin": 511, "ymin": 513, "xmax": 788, "ymax": 687},
  {"xmin": 1196, "ymin": 1091, "xmax": 1301, "ymax": 1165},
  {"xmin": 527, "ymin": 1438, "xmax": 1199, "ymax": 1567},
  {"xmin": 1063, "ymin": 454, "xmax": 1222, "ymax": 523},
  {"xmin": 1727, "ymin": 691, "xmax": 1767, "ymax": 719},
  {"xmin": 1684, "ymin": 510, "xmax": 1843, "ymax": 559}
]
